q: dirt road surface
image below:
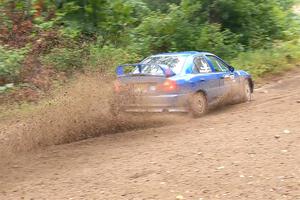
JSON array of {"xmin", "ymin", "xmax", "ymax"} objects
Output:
[{"xmin": 0, "ymin": 70, "xmax": 300, "ymax": 200}]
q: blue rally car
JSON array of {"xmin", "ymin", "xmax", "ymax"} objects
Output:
[{"xmin": 110, "ymin": 51, "xmax": 253, "ymax": 117}]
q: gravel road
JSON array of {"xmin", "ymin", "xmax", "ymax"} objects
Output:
[{"xmin": 0, "ymin": 70, "xmax": 299, "ymax": 200}]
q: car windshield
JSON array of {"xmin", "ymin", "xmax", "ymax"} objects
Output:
[{"xmin": 133, "ymin": 55, "xmax": 187, "ymax": 75}]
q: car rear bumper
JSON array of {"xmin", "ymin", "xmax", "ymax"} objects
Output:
[
  {"xmin": 123, "ymin": 107, "xmax": 188, "ymax": 113},
  {"xmin": 114, "ymin": 93, "xmax": 190, "ymax": 113}
]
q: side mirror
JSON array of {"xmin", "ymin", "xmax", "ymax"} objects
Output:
[{"xmin": 228, "ymin": 66, "xmax": 235, "ymax": 72}]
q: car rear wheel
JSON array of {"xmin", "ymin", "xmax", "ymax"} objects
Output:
[
  {"xmin": 189, "ymin": 92, "xmax": 208, "ymax": 118},
  {"xmin": 241, "ymin": 80, "xmax": 252, "ymax": 102}
]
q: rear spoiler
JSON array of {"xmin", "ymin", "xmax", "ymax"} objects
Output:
[{"xmin": 116, "ymin": 63, "xmax": 176, "ymax": 77}]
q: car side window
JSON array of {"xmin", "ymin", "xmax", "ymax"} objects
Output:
[
  {"xmin": 206, "ymin": 55, "xmax": 229, "ymax": 72},
  {"xmin": 192, "ymin": 56, "xmax": 212, "ymax": 73}
]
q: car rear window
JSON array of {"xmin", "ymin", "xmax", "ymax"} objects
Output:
[{"xmin": 134, "ymin": 55, "xmax": 187, "ymax": 75}]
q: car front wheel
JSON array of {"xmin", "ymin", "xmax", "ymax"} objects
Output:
[{"xmin": 241, "ymin": 80, "xmax": 252, "ymax": 102}]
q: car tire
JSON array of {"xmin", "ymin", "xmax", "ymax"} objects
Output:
[
  {"xmin": 189, "ymin": 92, "xmax": 208, "ymax": 118},
  {"xmin": 241, "ymin": 80, "xmax": 252, "ymax": 102}
]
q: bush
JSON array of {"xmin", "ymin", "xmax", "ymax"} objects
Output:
[
  {"xmin": 0, "ymin": 83, "xmax": 14, "ymax": 93},
  {"xmin": 0, "ymin": 46, "xmax": 28, "ymax": 84},
  {"xmin": 41, "ymin": 47, "xmax": 84, "ymax": 73},
  {"xmin": 87, "ymin": 45, "xmax": 141, "ymax": 72},
  {"xmin": 129, "ymin": 5, "xmax": 242, "ymax": 59},
  {"xmin": 231, "ymin": 39, "xmax": 300, "ymax": 78},
  {"xmin": 193, "ymin": 24, "xmax": 243, "ymax": 60}
]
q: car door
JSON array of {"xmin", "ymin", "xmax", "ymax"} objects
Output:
[
  {"xmin": 214, "ymin": 56, "xmax": 241, "ymax": 96},
  {"xmin": 188, "ymin": 56, "xmax": 220, "ymax": 102},
  {"xmin": 205, "ymin": 55, "xmax": 236, "ymax": 99}
]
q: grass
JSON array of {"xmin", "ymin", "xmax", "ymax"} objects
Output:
[{"xmin": 230, "ymin": 39, "xmax": 300, "ymax": 79}]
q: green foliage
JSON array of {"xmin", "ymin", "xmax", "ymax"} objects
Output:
[
  {"xmin": 1, "ymin": 0, "xmax": 300, "ymax": 88},
  {"xmin": 0, "ymin": 4, "xmax": 12, "ymax": 30},
  {"xmin": 34, "ymin": 17, "xmax": 55, "ymax": 30},
  {"xmin": 3, "ymin": 0, "xmax": 296, "ymax": 52},
  {"xmin": 55, "ymin": 0, "xmax": 149, "ymax": 42},
  {"xmin": 0, "ymin": 46, "xmax": 28, "ymax": 83},
  {"xmin": 130, "ymin": 10, "xmax": 183, "ymax": 55},
  {"xmin": 41, "ymin": 47, "xmax": 84, "ymax": 72},
  {"xmin": 143, "ymin": 0, "xmax": 181, "ymax": 11},
  {"xmin": 49, "ymin": 0, "xmax": 297, "ymax": 51},
  {"xmin": 192, "ymin": 24, "xmax": 243, "ymax": 59},
  {"xmin": 231, "ymin": 39, "xmax": 300, "ymax": 78},
  {"xmin": 130, "ymin": 5, "xmax": 242, "ymax": 59},
  {"xmin": 277, "ymin": 0, "xmax": 296, "ymax": 9},
  {"xmin": 0, "ymin": 83, "xmax": 14, "ymax": 93},
  {"xmin": 180, "ymin": 0, "xmax": 295, "ymax": 49},
  {"xmin": 87, "ymin": 45, "xmax": 141, "ymax": 72}
]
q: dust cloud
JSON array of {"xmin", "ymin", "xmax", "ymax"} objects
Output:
[{"xmin": 0, "ymin": 74, "xmax": 185, "ymax": 160}]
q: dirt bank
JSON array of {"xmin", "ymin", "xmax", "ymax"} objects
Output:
[{"xmin": 0, "ymin": 69, "xmax": 300, "ymax": 200}]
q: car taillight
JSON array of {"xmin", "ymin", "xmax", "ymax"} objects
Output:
[{"xmin": 158, "ymin": 79, "xmax": 177, "ymax": 92}]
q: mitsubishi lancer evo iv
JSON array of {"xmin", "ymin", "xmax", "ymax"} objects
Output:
[{"xmin": 110, "ymin": 51, "xmax": 254, "ymax": 117}]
